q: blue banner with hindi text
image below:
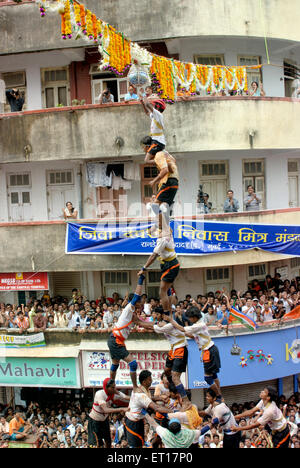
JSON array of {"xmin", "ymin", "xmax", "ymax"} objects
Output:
[{"xmin": 65, "ymin": 220, "xmax": 300, "ymax": 256}]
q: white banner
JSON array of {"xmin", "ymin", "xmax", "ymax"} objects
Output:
[
  {"xmin": 82, "ymin": 351, "xmax": 188, "ymax": 388},
  {"xmin": 0, "ymin": 333, "xmax": 46, "ymax": 348}
]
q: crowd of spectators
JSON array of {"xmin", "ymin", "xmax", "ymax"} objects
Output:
[
  {"xmin": 0, "ymin": 389, "xmax": 299, "ymax": 448},
  {"xmin": 0, "ymin": 273, "xmax": 299, "ymax": 335}
]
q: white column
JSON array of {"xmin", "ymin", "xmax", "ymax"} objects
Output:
[
  {"xmin": 265, "ymin": 153, "xmax": 289, "ymax": 209},
  {"xmin": 25, "ymin": 65, "xmax": 42, "ymax": 110}
]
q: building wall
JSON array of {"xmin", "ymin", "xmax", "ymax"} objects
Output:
[
  {"xmin": 0, "ymin": 161, "xmax": 81, "ymax": 223},
  {"xmin": 3, "ymin": 1, "xmax": 300, "ymax": 55}
]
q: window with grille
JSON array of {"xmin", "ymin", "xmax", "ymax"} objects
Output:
[
  {"xmin": 2, "ymin": 71, "xmax": 26, "ymax": 88},
  {"xmin": 291, "ymin": 258, "xmax": 300, "ymax": 269},
  {"xmin": 48, "ymin": 171, "xmax": 73, "ymax": 185},
  {"xmin": 288, "ymin": 160, "xmax": 299, "ymax": 174},
  {"xmin": 243, "ymin": 159, "xmax": 265, "ymax": 209},
  {"xmin": 43, "ymin": 69, "xmax": 68, "ymax": 83},
  {"xmin": 8, "ymin": 173, "xmax": 30, "ymax": 187},
  {"xmin": 41, "ymin": 67, "xmax": 69, "ymax": 108},
  {"xmin": 104, "ymin": 271, "xmax": 129, "ymax": 285},
  {"xmin": 144, "ymin": 166, "xmax": 158, "ymax": 179},
  {"xmin": 206, "ymin": 268, "xmax": 230, "ymax": 282},
  {"xmin": 201, "ymin": 163, "xmax": 226, "ymax": 177},
  {"xmin": 248, "ymin": 264, "xmax": 266, "ymax": 278},
  {"xmin": 141, "ymin": 165, "xmax": 159, "ymax": 212},
  {"xmin": 238, "ymin": 56, "xmax": 262, "ymax": 90},
  {"xmin": 194, "ymin": 55, "xmax": 224, "ymax": 66},
  {"xmin": 243, "ymin": 161, "xmax": 264, "ymax": 175},
  {"xmin": 147, "ymin": 271, "xmax": 161, "ymax": 299}
]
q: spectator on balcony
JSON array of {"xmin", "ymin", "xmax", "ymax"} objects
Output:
[
  {"xmin": 176, "ymin": 84, "xmax": 191, "ymax": 101},
  {"xmin": 15, "ymin": 311, "xmax": 30, "ymax": 334},
  {"xmin": 63, "ymin": 202, "xmax": 78, "ymax": 221},
  {"xmin": 99, "ymin": 88, "xmax": 114, "ymax": 104},
  {"xmin": 0, "ymin": 309, "xmax": 8, "ymax": 328},
  {"xmin": 75, "ymin": 309, "xmax": 91, "ymax": 332},
  {"xmin": 145, "ymin": 85, "xmax": 158, "ymax": 99},
  {"xmin": 7, "ymin": 311, "xmax": 17, "ymax": 329},
  {"xmin": 203, "ymin": 305, "xmax": 218, "ymax": 326},
  {"xmin": 67, "ymin": 305, "xmax": 79, "ymax": 330},
  {"xmin": 33, "ymin": 308, "xmax": 47, "ymax": 332},
  {"xmin": 54, "ymin": 307, "xmax": 68, "ymax": 328},
  {"xmin": 244, "ymin": 185, "xmax": 261, "ymax": 211},
  {"xmin": 262, "ymin": 301, "xmax": 274, "ymax": 322},
  {"xmin": 223, "ymin": 190, "xmax": 239, "ymax": 213},
  {"xmin": 197, "ymin": 193, "xmax": 212, "ymax": 214},
  {"xmin": 124, "ymin": 85, "xmax": 139, "ymax": 102},
  {"xmin": 103, "ymin": 305, "xmax": 117, "ymax": 329},
  {"xmin": 0, "ymin": 74, "xmax": 5, "ymax": 114},
  {"xmin": 249, "ymin": 81, "xmax": 266, "ymax": 97},
  {"xmin": 273, "ymin": 300, "xmax": 286, "ymax": 320},
  {"xmin": 47, "ymin": 315, "xmax": 56, "ymax": 329},
  {"xmin": 5, "ymin": 88, "xmax": 24, "ymax": 112}
]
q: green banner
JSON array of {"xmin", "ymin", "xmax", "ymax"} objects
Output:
[{"xmin": 0, "ymin": 357, "xmax": 79, "ymax": 387}]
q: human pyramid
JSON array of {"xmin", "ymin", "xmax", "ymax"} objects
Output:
[{"xmin": 88, "ymin": 93, "xmax": 291, "ymax": 450}]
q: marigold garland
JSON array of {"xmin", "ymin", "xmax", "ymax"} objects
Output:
[{"xmin": 40, "ymin": 0, "xmax": 254, "ymax": 100}]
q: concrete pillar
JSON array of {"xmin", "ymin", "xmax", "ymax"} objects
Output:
[{"xmin": 265, "ymin": 153, "xmax": 288, "ymax": 209}]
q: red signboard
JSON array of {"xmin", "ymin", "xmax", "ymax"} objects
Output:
[{"xmin": 0, "ymin": 273, "xmax": 49, "ymax": 291}]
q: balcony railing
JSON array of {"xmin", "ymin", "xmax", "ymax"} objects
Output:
[
  {"xmin": 0, "ymin": 208, "xmax": 300, "ymax": 273},
  {"xmin": 1, "ymin": 97, "xmax": 300, "ymax": 164}
]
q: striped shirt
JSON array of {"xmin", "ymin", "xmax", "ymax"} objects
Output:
[{"xmin": 89, "ymin": 389, "xmax": 127, "ymax": 422}]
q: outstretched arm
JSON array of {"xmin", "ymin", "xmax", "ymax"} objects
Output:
[
  {"xmin": 137, "ymin": 253, "xmax": 158, "ymax": 276},
  {"xmin": 139, "ymin": 94, "xmax": 154, "ymax": 115}
]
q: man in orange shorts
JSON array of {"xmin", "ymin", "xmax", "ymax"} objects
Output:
[
  {"xmin": 134, "ymin": 307, "xmax": 188, "ymax": 401},
  {"xmin": 141, "ymin": 136, "xmax": 179, "ymax": 233}
]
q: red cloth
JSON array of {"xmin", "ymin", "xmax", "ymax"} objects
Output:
[{"xmin": 103, "ymin": 378, "xmax": 114, "ymax": 402}]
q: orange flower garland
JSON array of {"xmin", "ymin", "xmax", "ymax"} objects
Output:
[
  {"xmin": 104, "ymin": 26, "xmax": 131, "ymax": 75},
  {"xmin": 150, "ymin": 55, "xmax": 175, "ymax": 102},
  {"xmin": 61, "ymin": 0, "xmax": 72, "ymax": 39}
]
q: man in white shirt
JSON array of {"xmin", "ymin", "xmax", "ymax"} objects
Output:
[
  {"xmin": 198, "ymin": 388, "xmax": 240, "ymax": 448},
  {"xmin": 124, "ymin": 370, "xmax": 174, "ymax": 448},
  {"xmin": 231, "ymin": 386, "xmax": 290, "ymax": 448},
  {"xmin": 67, "ymin": 305, "xmax": 80, "ymax": 329},
  {"xmin": 67, "ymin": 416, "xmax": 83, "ymax": 439},
  {"xmin": 262, "ymin": 301, "xmax": 274, "ymax": 322},
  {"xmin": 134, "ymin": 307, "xmax": 188, "ymax": 400},
  {"xmin": 107, "ymin": 276, "xmax": 145, "ymax": 388},
  {"xmin": 241, "ymin": 298, "xmax": 255, "ymax": 318},
  {"xmin": 140, "ymin": 94, "xmax": 166, "ymax": 159},
  {"xmin": 169, "ymin": 306, "xmax": 222, "ymax": 399},
  {"xmin": 88, "ymin": 378, "xmax": 129, "ymax": 448}
]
